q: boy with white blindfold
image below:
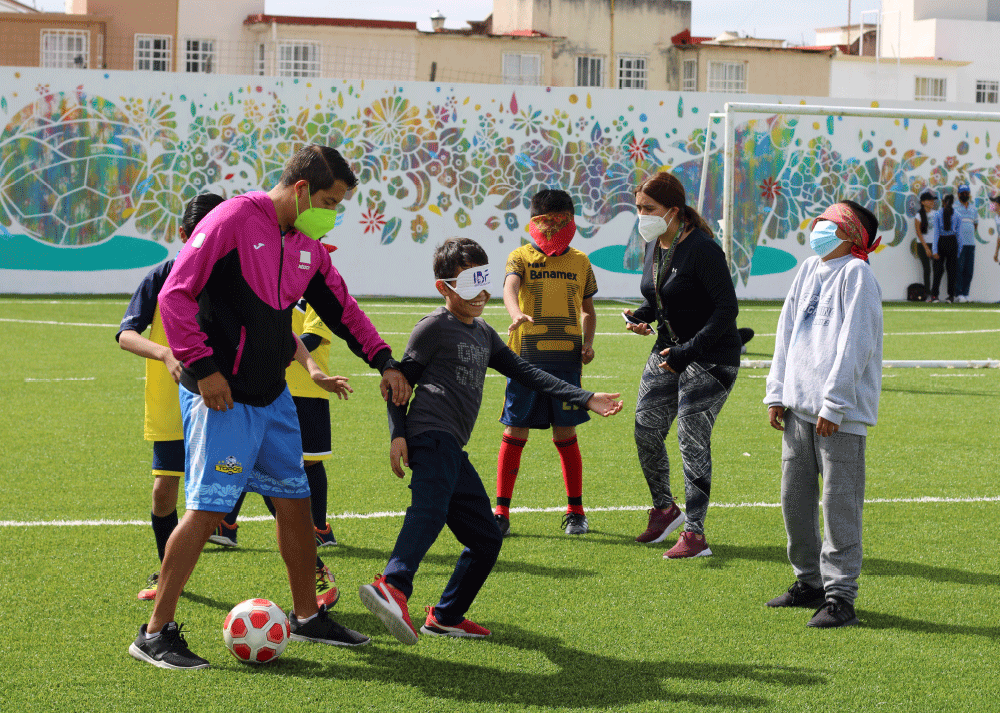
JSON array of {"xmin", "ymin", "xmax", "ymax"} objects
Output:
[
  {"xmin": 359, "ymin": 237, "xmax": 622, "ymax": 644},
  {"xmin": 494, "ymin": 189, "xmax": 600, "ymax": 537},
  {"xmin": 764, "ymin": 199, "xmax": 883, "ymax": 628}
]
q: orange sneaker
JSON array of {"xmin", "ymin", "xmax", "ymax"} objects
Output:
[
  {"xmin": 420, "ymin": 606, "xmax": 490, "ymax": 638},
  {"xmin": 358, "ymin": 574, "xmax": 418, "ymax": 645}
]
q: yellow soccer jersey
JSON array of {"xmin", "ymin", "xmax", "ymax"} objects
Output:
[
  {"xmin": 286, "ymin": 300, "xmax": 334, "ymax": 399},
  {"xmin": 505, "ymin": 243, "xmax": 598, "ymax": 370},
  {"xmin": 144, "ymin": 307, "xmax": 184, "ymax": 441}
]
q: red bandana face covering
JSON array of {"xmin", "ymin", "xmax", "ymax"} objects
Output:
[
  {"xmin": 814, "ymin": 204, "xmax": 880, "ymax": 260},
  {"xmin": 528, "ymin": 213, "xmax": 577, "ymax": 256}
]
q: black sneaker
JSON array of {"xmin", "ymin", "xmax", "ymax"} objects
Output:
[
  {"xmin": 562, "ymin": 512, "xmax": 589, "ymax": 535},
  {"xmin": 766, "ymin": 581, "xmax": 826, "ymax": 608},
  {"xmin": 494, "ymin": 513, "xmax": 511, "ymax": 538},
  {"xmin": 289, "ymin": 604, "xmax": 370, "ymax": 647},
  {"xmin": 807, "ymin": 597, "xmax": 859, "ymax": 628},
  {"xmin": 128, "ymin": 622, "xmax": 210, "ymax": 670}
]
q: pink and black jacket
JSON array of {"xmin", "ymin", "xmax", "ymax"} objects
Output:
[{"xmin": 159, "ymin": 192, "xmax": 395, "ymax": 407}]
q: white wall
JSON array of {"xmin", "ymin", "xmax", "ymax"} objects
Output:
[
  {"xmin": 831, "ymin": 56, "xmax": 962, "ymax": 102},
  {"xmin": 177, "ymin": 0, "xmax": 263, "ymax": 76}
]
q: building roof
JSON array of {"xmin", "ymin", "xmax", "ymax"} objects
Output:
[
  {"xmin": 0, "ymin": 0, "xmax": 39, "ymax": 12},
  {"xmin": 243, "ymin": 14, "xmax": 417, "ymax": 31},
  {"xmin": 671, "ymin": 29, "xmax": 714, "ymax": 45}
]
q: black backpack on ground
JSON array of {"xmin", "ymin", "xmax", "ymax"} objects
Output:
[{"xmin": 907, "ymin": 283, "xmax": 927, "ymax": 302}]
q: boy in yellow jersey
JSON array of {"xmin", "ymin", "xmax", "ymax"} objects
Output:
[
  {"xmin": 117, "ymin": 194, "xmax": 225, "ymax": 600},
  {"xmin": 494, "ymin": 190, "xmax": 598, "ymax": 536}
]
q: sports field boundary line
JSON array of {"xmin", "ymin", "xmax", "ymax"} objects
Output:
[{"xmin": 4, "ymin": 495, "xmax": 997, "ymax": 528}]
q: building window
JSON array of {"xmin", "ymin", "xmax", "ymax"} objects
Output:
[
  {"xmin": 184, "ymin": 39, "xmax": 215, "ymax": 73},
  {"xmin": 576, "ymin": 56, "xmax": 604, "ymax": 87},
  {"xmin": 254, "ymin": 43, "xmax": 267, "ymax": 75},
  {"xmin": 976, "ymin": 80, "xmax": 998, "ymax": 104},
  {"xmin": 503, "ymin": 53, "xmax": 541, "ymax": 85},
  {"xmin": 41, "ymin": 29, "xmax": 88, "ymax": 68},
  {"xmin": 617, "ymin": 55, "xmax": 647, "ymax": 89},
  {"xmin": 682, "ymin": 58, "xmax": 697, "ymax": 91},
  {"xmin": 135, "ymin": 34, "xmax": 172, "ymax": 72},
  {"xmin": 278, "ymin": 41, "xmax": 320, "ymax": 77},
  {"xmin": 915, "ymin": 77, "xmax": 946, "ymax": 101},
  {"xmin": 707, "ymin": 61, "xmax": 746, "ymax": 93}
]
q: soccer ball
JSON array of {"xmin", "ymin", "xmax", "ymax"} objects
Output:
[{"xmin": 222, "ymin": 598, "xmax": 290, "ymax": 663}]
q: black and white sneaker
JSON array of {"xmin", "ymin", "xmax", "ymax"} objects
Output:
[
  {"xmin": 766, "ymin": 581, "xmax": 826, "ymax": 608},
  {"xmin": 562, "ymin": 512, "xmax": 589, "ymax": 535},
  {"xmin": 128, "ymin": 622, "xmax": 210, "ymax": 670},
  {"xmin": 807, "ymin": 597, "xmax": 859, "ymax": 628},
  {"xmin": 494, "ymin": 513, "xmax": 511, "ymax": 538},
  {"xmin": 289, "ymin": 604, "xmax": 370, "ymax": 647}
]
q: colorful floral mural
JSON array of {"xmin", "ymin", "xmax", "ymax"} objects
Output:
[{"xmin": 1, "ymin": 68, "xmax": 998, "ymax": 299}]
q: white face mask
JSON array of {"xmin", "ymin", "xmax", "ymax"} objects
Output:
[{"xmin": 638, "ymin": 214, "xmax": 675, "ymax": 243}]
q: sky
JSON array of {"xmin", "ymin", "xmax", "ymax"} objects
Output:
[{"xmin": 32, "ymin": 0, "xmax": 882, "ymax": 46}]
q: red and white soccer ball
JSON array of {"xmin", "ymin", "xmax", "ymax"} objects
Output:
[{"xmin": 223, "ymin": 598, "xmax": 290, "ymax": 664}]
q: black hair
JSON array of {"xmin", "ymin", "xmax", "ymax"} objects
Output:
[
  {"xmin": 530, "ymin": 189, "xmax": 575, "ymax": 218},
  {"xmin": 278, "ymin": 144, "xmax": 358, "ymax": 191},
  {"xmin": 941, "ymin": 194, "xmax": 954, "ymax": 232},
  {"xmin": 918, "ymin": 191, "xmax": 935, "ymax": 233},
  {"xmin": 841, "ymin": 200, "xmax": 879, "ymax": 241},
  {"xmin": 181, "ymin": 192, "xmax": 225, "ymax": 236},
  {"xmin": 432, "ymin": 237, "xmax": 489, "ymax": 280}
]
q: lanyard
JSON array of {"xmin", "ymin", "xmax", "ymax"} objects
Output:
[{"xmin": 654, "ymin": 234, "xmax": 680, "ymax": 344}]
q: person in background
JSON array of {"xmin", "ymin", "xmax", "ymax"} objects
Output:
[
  {"xmin": 929, "ymin": 194, "xmax": 958, "ymax": 303},
  {"xmin": 912, "ymin": 191, "xmax": 936, "ymax": 298},
  {"xmin": 953, "ymin": 183, "xmax": 978, "ymax": 303}
]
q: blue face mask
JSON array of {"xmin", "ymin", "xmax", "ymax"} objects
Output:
[{"xmin": 809, "ymin": 220, "xmax": 844, "ymax": 257}]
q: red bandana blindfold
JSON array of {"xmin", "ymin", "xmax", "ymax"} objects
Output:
[
  {"xmin": 528, "ymin": 213, "xmax": 577, "ymax": 256},
  {"xmin": 813, "ymin": 204, "xmax": 880, "ymax": 260}
]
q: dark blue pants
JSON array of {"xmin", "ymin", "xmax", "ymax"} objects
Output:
[
  {"xmin": 956, "ymin": 244, "xmax": 975, "ymax": 297},
  {"xmin": 383, "ymin": 431, "xmax": 503, "ymax": 625}
]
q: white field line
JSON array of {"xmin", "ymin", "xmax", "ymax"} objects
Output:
[
  {"xmin": 4, "ymin": 495, "xmax": 997, "ymax": 528},
  {"xmin": 24, "ymin": 377, "xmax": 95, "ymax": 382},
  {"xmin": 1, "ymin": 318, "xmax": 118, "ymax": 327}
]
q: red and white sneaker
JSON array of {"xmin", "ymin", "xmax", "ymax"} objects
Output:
[
  {"xmin": 358, "ymin": 575, "xmax": 419, "ymax": 645},
  {"xmin": 635, "ymin": 503, "xmax": 686, "ymax": 543},
  {"xmin": 664, "ymin": 531, "xmax": 712, "ymax": 559},
  {"xmin": 315, "ymin": 565, "xmax": 340, "ymax": 609},
  {"xmin": 420, "ymin": 606, "xmax": 490, "ymax": 638}
]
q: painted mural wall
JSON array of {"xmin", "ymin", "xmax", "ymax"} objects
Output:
[{"xmin": 1, "ymin": 66, "xmax": 998, "ymax": 302}]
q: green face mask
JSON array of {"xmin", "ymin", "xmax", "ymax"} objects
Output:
[{"xmin": 293, "ymin": 188, "xmax": 338, "ymax": 240}]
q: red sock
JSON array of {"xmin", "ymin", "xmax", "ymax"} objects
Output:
[
  {"xmin": 496, "ymin": 434, "xmax": 527, "ymax": 516},
  {"xmin": 554, "ymin": 436, "xmax": 584, "ymax": 515}
]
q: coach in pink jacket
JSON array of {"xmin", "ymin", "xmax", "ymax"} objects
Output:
[{"xmin": 128, "ymin": 144, "xmax": 411, "ymax": 670}]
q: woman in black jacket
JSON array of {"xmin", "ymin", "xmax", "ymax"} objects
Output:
[{"xmin": 624, "ymin": 172, "xmax": 741, "ymax": 559}]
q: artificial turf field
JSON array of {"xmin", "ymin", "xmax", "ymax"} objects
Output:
[{"xmin": 1, "ymin": 296, "xmax": 998, "ymax": 712}]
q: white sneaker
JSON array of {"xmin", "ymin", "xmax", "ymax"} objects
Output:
[{"xmin": 955, "ymin": 295, "xmax": 967, "ymax": 303}]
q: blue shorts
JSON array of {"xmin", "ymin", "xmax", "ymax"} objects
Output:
[
  {"xmin": 293, "ymin": 396, "xmax": 332, "ymax": 460},
  {"xmin": 500, "ymin": 367, "xmax": 590, "ymax": 430},
  {"xmin": 151, "ymin": 439, "xmax": 185, "ymax": 477},
  {"xmin": 179, "ymin": 385, "xmax": 310, "ymax": 512}
]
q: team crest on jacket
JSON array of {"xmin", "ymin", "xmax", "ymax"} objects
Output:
[{"xmin": 215, "ymin": 455, "xmax": 244, "ymax": 474}]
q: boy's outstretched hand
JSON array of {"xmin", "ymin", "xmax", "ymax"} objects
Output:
[
  {"xmin": 389, "ymin": 436, "xmax": 409, "ymax": 478},
  {"xmin": 587, "ymin": 392, "xmax": 623, "ymax": 417},
  {"xmin": 311, "ymin": 373, "xmax": 353, "ymax": 400}
]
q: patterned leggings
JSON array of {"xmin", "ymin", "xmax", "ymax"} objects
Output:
[{"xmin": 634, "ymin": 353, "xmax": 738, "ymax": 534}]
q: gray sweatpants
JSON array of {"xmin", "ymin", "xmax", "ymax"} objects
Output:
[{"xmin": 781, "ymin": 410, "xmax": 866, "ymax": 603}]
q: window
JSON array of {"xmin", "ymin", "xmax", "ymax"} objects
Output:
[
  {"xmin": 503, "ymin": 53, "xmax": 541, "ymax": 85},
  {"xmin": 41, "ymin": 29, "xmax": 88, "ymax": 68},
  {"xmin": 184, "ymin": 39, "xmax": 214, "ymax": 73},
  {"xmin": 915, "ymin": 77, "xmax": 946, "ymax": 102},
  {"xmin": 255, "ymin": 43, "xmax": 267, "ymax": 75},
  {"xmin": 976, "ymin": 80, "xmax": 998, "ymax": 104},
  {"xmin": 707, "ymin": 61, "xmax": 746, "ymax": 93},
  {"xmin": 576, "ymin": 55, "xmax": 604, "ymax": 87},
  {"xmin": 135, "ymin": 34, "xmax": 172, "ymax": 72},
  {"xmin": 682, "ymin": 58, "xmax": 697, "ymax": 91},
  {"xmin": 617, "ymin": 55, "xmax": 647, "ymax": 89},
  {"xmin": 278, "ymin": 41, "xmax": 320, "ymax": 77}
]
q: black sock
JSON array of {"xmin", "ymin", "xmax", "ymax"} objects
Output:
[
  {"xmin": 151, "ymin": 510, "xmax": 178, "ymax": 562},
  {"xmin": 262, "ymin": 495, "xmax": 276, "ymax": 518},
  {"xmin": 304, "ymin": 462, "xmax": 328, "ymax": 528},
  {"xmin": 224, "ymin": 492, "xmax": 247, "ymax": 527}
]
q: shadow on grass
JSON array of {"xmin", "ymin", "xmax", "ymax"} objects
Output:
[
  {"xmin": 334, "ymin": 543, "xmax": 597, "ymax": 580},
  {"xmin": 881, "ymin": 385, "xmax": 999, "ymax": 397},
  {"xmin": 276, "ymin": 623, "xmax": 825, "ymax": 709},
  {"xmin": 864, "ymin": 557, "xmax": 997, "ymax": 587},
  {"xmin": 860, "ymin": 610, "xmax": 1000, "ymax": 638}
]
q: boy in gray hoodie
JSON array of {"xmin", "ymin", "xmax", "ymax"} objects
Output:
[{"xmin": 764, "ymin": 200, "xmax": 883, "ymax": 628}]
